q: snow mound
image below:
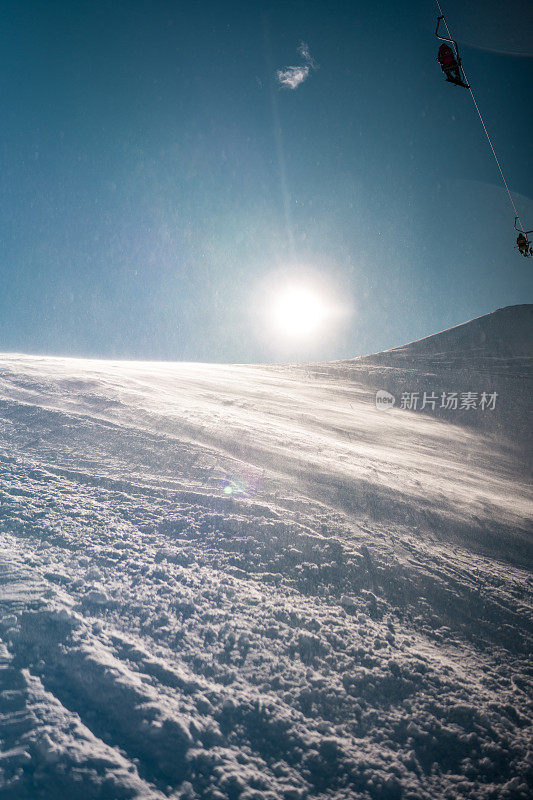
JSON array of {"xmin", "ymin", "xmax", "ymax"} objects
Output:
[
  {"xmin": 326, "ymin": 304, "xmax": 533, "ymax": 454},
  {"xmin": 370, "ymin": 304, "xmax": 533, "ymax": 361}
]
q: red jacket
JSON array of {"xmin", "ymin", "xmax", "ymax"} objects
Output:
[{"xmin": 438, "ymin": 44, "xmax": 455, "ymax": 66}]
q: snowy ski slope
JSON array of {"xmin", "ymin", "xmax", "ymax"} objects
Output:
[{"xmin": 0, "ymin": 305, "xmax": 531, "ymax": 799}]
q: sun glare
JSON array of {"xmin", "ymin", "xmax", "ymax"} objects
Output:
[
  {"xmin": 254, "ymin": 268, "xmax": 350, "ymax": 353},
  {"xmin": 271, "ymin": 285, "xmax": 330, "ymax": 339}
]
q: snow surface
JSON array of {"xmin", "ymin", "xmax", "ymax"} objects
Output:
[{"xmin": 0, "ymin": 304, "xmax": 531, "ymax": 800}]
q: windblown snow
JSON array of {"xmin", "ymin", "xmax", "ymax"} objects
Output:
[{"xmin": 0, "ymin": 305, "xmax": 531, "ymax": 800}]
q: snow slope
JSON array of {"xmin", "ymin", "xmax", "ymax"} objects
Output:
[
  {"xmin": 0, "ymin": 305, "xmax": 531, "ymax": 800},
  {"xmin": 324, "ymin": 304, "xmax": 533, "ymax": 453}
]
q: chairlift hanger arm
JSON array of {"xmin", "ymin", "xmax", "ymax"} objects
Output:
[
  {"xmin": 435, "ymin": 15, "xmax": 462, "ymax": 62},
  {"xmin": 514, "ymin": 217, "xmax": 533, "ymax": 235}
]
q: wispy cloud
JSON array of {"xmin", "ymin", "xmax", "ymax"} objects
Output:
[
  {"xmin": 276, "ymin": 42, "xmax": 317, "ymax": 90},
  {"xmin": 298, "ymin": 41, "xmax": 317, "ymax": 69},
  {"xmin": 277, "ymin": 64, "xmax": 311, "ymax": 90}
]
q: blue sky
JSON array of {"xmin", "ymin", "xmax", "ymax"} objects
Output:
[{"xmin": 1, "ymin": 0, "xmax": 532, "ymax": 361}]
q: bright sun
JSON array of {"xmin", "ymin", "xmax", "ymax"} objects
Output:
[{"xmin": 271, "ymin": 285, "xmax": 329, "ymax": 339}]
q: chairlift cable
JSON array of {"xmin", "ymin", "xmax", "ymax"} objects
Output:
[{"xmin": 434, "ymin": 0, "xmax": 527, "ymax": 235}]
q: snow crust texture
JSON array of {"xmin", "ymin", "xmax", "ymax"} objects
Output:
[{"xmin": 0, "ymin": 306, "xmax": 532, "ymax": 799}]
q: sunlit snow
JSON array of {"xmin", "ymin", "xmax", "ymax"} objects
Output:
[{"xmin": 0, "ymin": 305, "xmax": 531, "ymax": 800}]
